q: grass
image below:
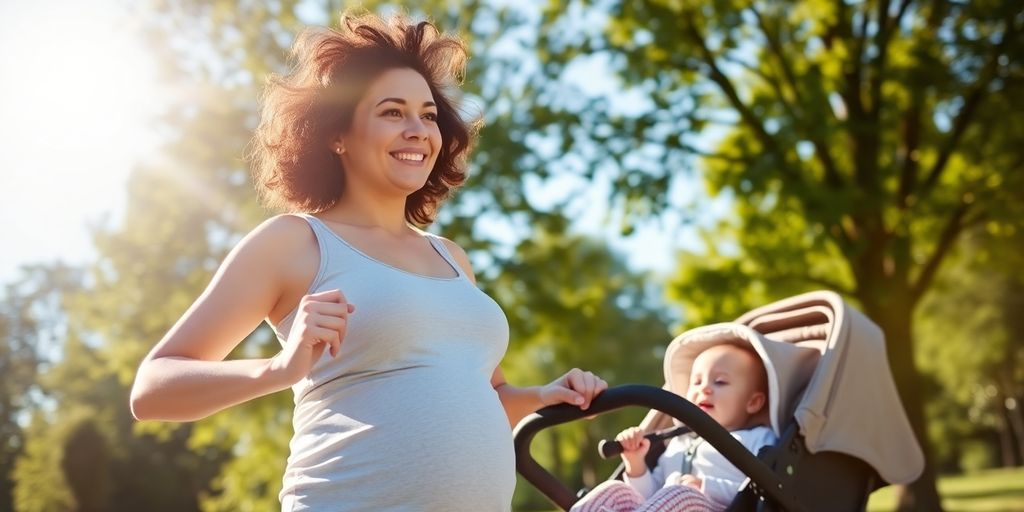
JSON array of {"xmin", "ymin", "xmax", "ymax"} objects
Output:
[{"xmin": 867, "ymin": 467, "xmax": 1024, "ymax": 512}]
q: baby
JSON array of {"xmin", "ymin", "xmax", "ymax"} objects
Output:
[{"xmin": 572, "ymin": 343, "xmax": 777, "ymax": 512}]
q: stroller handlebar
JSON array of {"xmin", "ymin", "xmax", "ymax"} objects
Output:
[
  {"xmin": 513, "ymin": 384, "xmax": 808, "ymax": 512},
  {"xmin": 597, "ymin": 425, "xmax": 691, "ymax": 459}
]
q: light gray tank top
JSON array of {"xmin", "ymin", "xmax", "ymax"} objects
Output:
[{"xmin": 272, "ymin": 214, "xmax": 514, "ymax": 511}]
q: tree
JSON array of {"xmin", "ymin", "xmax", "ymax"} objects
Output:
[
  {"xmin": 916, "ymin": 226, "xmax": 1024, "ymax": 471},
  {"xmin": 536, "ymin": 1, "xmax": 1024, "ymax": 509},
  {"xmin": 12, "ymin": 41, "xmax": 268, "ymax": 509},
  {"xmin": 0, "ymin": 265, "xmax": 78, "ymax": 511}
]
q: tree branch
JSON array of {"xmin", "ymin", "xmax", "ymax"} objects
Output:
[
  {"xmin": 749, "ymin": 5, "xmax": 801, "ymax": 109},
  {"xmin": 843, "ymin": 0, "xmax": 870, "ymax": 120},
  {"xmin": 890, "ymin": 0, "xmax": 913, "ymax": 33},
  {"xmin": 869, "ymin": 0, "xmax": 894, "ymax": 115},
  {"xmin": 676, "ymin": 143, "xmax": 753, "ymax": 164},
  {"xmin": 897, "ymin": 97, "xmax": 923, "ymax": 209},
  {"xmin": 838, "ymin": 1, "xmax": 874, "ymax": 194},
  {"xmin": 910, "ymin": 200, "xmax": 980, "ymax": 303},
  {"xmin": 680, "ymin": 9, "xmax": 798, "ymax": 182},
  {"xmin": 749, "ymin": 3, "xmax": 845, "ymax": 189},
  {"xmin": 921, "ymin": 15, "xmax": 1016, "ymax": 195},
  {"xmin": 720, "ymin": 52, "xmax": 790, "ymax": 103}
]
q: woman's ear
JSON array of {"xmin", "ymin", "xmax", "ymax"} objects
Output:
[{"xmin": 746, "ymin": 391, "xmax": 766, "ymax": 415}]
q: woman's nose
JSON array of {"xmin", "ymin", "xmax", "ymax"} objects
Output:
[{"xmin": 403, "ymin": 117, "xmax": 428, "ymax": 139}]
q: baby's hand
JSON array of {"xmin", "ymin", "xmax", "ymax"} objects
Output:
[
  {"xmin": 616, "ymin": 426, "xmax": 650, "ymax": 477},
  {"xmin": 615, "ymin": 426, "xmax": 650, "ymax": 456},
  {"xmin": 678, "ymin": 474, "xmax": 702, "ymax": 490}
]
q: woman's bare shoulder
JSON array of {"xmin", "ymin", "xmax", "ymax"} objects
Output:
[
  {"xmin": 240, "ymin": 214, "xmax": 316, "ymax": 256},
  {"xmin": 221, "ymin": 214, "xmax": 320, "ymax": 287},
  {"xmin": 234, "ymin": 214, "xmax": 321, "ymax": 322}
]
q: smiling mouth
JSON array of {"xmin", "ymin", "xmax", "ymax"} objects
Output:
[{"xmin": 390, "ymin": 152, "xmax": 426, "ymax": 163}]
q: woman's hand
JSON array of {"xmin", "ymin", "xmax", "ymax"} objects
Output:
[
  {"xmin": 270, "ymin": 289, "xmax": 354, "ymax": 385},
  {"xmin": 617, "ymin": 426, "xmax": 650, "ymax": 477},
  {"xmin": 538, "ymin": 368, "xmax": 607, "ymax": 411}
]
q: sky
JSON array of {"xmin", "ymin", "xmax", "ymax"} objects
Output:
[
  {"xmin": 0, "ymin": 1, "xmax": 170, "ymax": 284},
  {"xmin": 0, "ymin": 1, "xmax": 717, "ymax": 287}
]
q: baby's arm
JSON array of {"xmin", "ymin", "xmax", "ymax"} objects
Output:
[
  {"xmin": 617, "ymin": 427, "xmax": 650, "ymax": 477},
  {"xmin": 618, "ymin": 427, "xmax": 659, "ymax": 498}
]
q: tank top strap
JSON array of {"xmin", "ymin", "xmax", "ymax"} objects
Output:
[
  {"xmin": 293, "ymin": 213, "xmax": 331, "ymax": 239},
  {"xmin": 423, "ymin": 233, "xmax": 465, "ymax": 279}
]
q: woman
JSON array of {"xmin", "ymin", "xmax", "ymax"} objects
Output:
[{"xmin": 129, "ymin": 12, "xmax": 606, "ymax": 512}]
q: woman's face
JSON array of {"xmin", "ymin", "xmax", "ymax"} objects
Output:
[{"xmin": 336, "ymin": 67, "xmax": 443, "ymax": 198}]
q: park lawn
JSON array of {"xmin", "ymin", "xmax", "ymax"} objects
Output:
[{"xmin": 867, "ymin": 467, "xmax": 1024, "ymax": 512}]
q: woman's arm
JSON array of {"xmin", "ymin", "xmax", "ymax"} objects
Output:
[
  {"xmin": 440, "ymin": 238, "xmax": 607, "ymax": 427},
  {"xmin": 490, "ymin": 366, "xmax": 606, "ymax": 427},
  {"xmin": 130, "ymin": 215, "xmax": 333, "ymax": 422}
]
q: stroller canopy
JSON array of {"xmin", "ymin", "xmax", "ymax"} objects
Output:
[{"xmin": 661, "ymin": 291, "xmax": 924, "ymax": 485}]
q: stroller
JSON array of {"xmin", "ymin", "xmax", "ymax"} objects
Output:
[{"xmin": 514, "ymin": 291, "xmax": 924, "ymax": 512}]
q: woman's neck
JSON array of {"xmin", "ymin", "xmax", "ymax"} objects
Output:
[{"xmin": 316, "ymin": 196, "xmax": 411, "ymax": 235}]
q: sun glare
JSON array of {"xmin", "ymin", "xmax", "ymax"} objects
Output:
[{"xmin": 0, "ymin": 1, "xmax": 165, "ymax": 278}]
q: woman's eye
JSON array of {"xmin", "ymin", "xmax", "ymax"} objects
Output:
[
  {"xmin": 423, "ymin": 112, "xmax": 438, "ymax": 122},
  {"xmin": 383, "ymin": 109, "xmax": 402, "ymax": 118}
]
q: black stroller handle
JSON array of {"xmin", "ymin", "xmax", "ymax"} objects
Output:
[
  {"xmin": 597, "ymin": 425, "xmax": 691, "ymax": 459},
  {"xmin": 513, "ymin": 384, "xmax": 807, "ymax": 512}
]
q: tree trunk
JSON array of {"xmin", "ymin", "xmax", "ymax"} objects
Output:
[
  {"xmin": 860, "ymin": 290, "xmax": 944, "ymax": 512},
  {"xmin": 1005, "ymin": 396, "xmax": 1024, "ymax": 467},
  {"xmin": 997, "ymin": 404, "xmax": 1017, "ymax": 467},
  {"xmin": 998, "ymin": 370, "xmax": 1024, "ymax": 466}
]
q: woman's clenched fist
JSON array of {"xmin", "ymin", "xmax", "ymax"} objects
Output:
[{"xmin": 270, "ymin": 289, "xmax": 355, "ymax": 385}]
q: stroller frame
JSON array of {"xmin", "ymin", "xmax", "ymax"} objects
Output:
[
  {"xmin": 514, "ymin": 384, "xmax": 806, "ymax": 511},
  {"xmin": 514, "ymin": 291, "xmax": 920, "ymax": 511}
]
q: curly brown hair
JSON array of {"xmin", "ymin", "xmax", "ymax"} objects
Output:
[{"xmin": 248, "ymin": 13, "xmax": 476, "ymax": 225}]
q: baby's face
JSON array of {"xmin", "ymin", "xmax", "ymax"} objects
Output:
[{"xmin": 685, "ymin": 344, "xmax": 764, "ymax": 431}]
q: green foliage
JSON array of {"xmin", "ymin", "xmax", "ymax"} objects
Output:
[
  {"xmin": 12, "ymin": 323, "xmax": 225, "ymax": 511},
  {"xmin": 0, "ymin": 264, "xmax": 84, "ymax": 511},
  {"xmin": 916, "ymin": 227, "xmax": 1024, "ymax": 472},
  {"xmin": 485, "ymin": 228, "xmax": 672, "ymax": 508},
  {"xmin": 538, "ymin": 1, "xmax": 1023, "ymax": 508},
  {"xmin": 193, "ymin": 382, "xmax": 293, "ymax": 512},
  {"xmin": 13, "ymin": 411, "xmax": 77, "ymax": 512}
]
